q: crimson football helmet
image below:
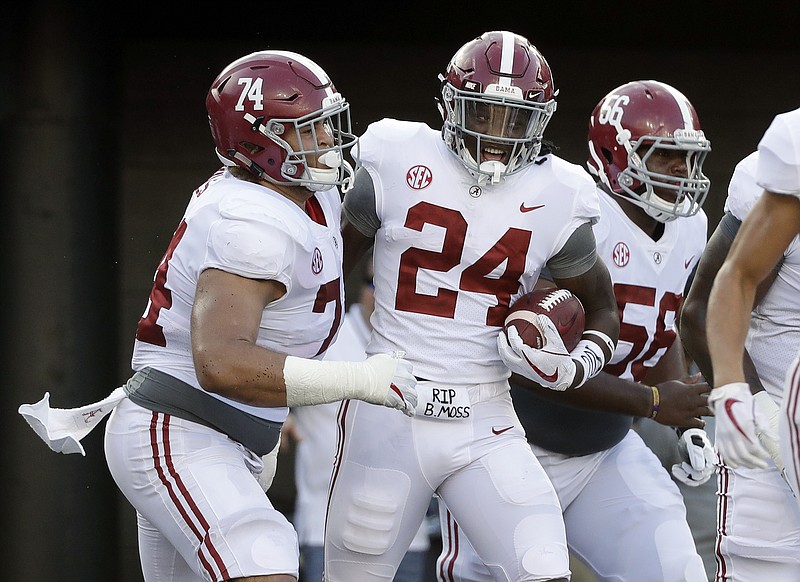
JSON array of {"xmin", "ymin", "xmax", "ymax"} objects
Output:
[
  {"xmin": 587, "ymin": 80, "xmax": 711, "ymax": 222},
  {"xmin": 206, "ymin": 50, "xmax": 357, "ymax": 191},
  {"xmin": 439, "ymin": 31, "xmax": 557, "ymax": 184}
]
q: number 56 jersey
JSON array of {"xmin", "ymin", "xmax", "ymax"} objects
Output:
[
  {"xmin": 350, "ymin": 118, "xmax": 600, "ymax": 384},
  {"xmin": 594, "ymin": 189, "xmax": 707, "ymax": 382}
]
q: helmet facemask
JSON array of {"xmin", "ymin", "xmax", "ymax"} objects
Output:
[
  {"xmin": 240, "ymin": 94, "xmax": 358, "ymax": 192},
  {"xmin": 441, "ymin": 81, "xmax": 556, "ymax": 185},
  {"xmin": 614, "ymin": 132, "xmax": 710, "ymax": 222}
]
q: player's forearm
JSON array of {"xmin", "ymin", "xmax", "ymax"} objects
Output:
[
  {"xmin": 193, "ymin": 341, "xmax": 290, "ymax": 406},
  {"xmin": 516, "ymin": 371, "xmax": 651, "ymax": 417},
  {"xmin": 679, "ymin": 299, "xmax": 713, "ymax": 383},
  {"xmin": 707, "ymin": 264, "xmax": 754, "ymax": 386}
]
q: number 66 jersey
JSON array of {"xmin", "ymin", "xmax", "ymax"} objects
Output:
[{"xmin": 356, "ymin": 118, "xmax": 600, "ymax": 384}]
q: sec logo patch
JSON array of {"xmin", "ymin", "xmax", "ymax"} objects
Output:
[
  {"xmin": 406, "ymin": 165, "xmax": 433, "ymax": 189},
  {"xmin": 612, "ymin": 241, "xmax": 630, "ymax": 268}
]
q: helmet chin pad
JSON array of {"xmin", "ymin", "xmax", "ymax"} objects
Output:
[
  {"xmin": 478, "ymin": 160, "xmax": 506, "ymax": 184},
  {"xmin": 302, "ymin": 151, "xmax": 350, "ymax": 191}
]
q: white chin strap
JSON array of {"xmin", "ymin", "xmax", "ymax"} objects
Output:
[
  {"xmin": 302, "ymin": 151, "xmax": 341, "ymax": 191},
  {"xmin": 461, "ymin": 147, "xmax": 507, "ymax": 186},
  {"xmin": 479, "ymin": 160, "xmax": 506, "ymax": 185}
]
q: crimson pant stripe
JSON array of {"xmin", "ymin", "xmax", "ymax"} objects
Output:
[
  {"xmin": 714, "ymin": 458, "xmax": 730, "ymax": 581},
  {"xmin": 787, "ymin": 358, "xmax": 800, "ymax": 495},
  {"xmin": 323, "ymin": 398, "xmax": 351, "ymax": 557},
  {"xmin": 149, "ymin": 412, "xmax": 228, "ymax": 580},
  {"xmin": 438, "ymin": 509, "xmax": 459, "ymax": 582}
]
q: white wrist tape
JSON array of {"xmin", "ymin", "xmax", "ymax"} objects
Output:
[
  {"xmin": 570, "ymin": 338, "xmax": 608, "ymax": 388},
  {"xmin": 283, "ymin": 355, "xmax": 386, "ymax": 407}
]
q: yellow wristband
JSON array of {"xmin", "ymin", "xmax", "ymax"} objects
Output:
[{"xmin": 649, "ymin": 385, "xmax": 660, "ymax": 419}]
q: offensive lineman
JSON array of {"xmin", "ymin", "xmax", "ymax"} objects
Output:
[
  {"xmin": 324, "ymin": 31, "xmax": 620, "ymax": 582},
  {"xmin": 19, "ymin": 50, "xmax": 417, "ymax": 582},
  {"xmin": 438, "ymin": 81, "xmax": 714, "ymax": 582}
]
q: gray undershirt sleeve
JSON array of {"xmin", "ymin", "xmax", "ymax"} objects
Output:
[
  {"xmin": 718, "ymin": 211, "xmax": 741, "ymax": 241},
  {"xmin": 545, "ymin": 222, "xmax": 598, "ymax": 280},
  {"xmin": 342, "ymin": 166, "xmax": 381, "ymax": 237}
]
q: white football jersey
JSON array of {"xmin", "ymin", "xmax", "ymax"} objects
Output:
[
  {"xmin": 727, "ymin": 148, "xmax": 800, "ymax": 399},
  {"xmin": 757, "ymin": 107, "xmax": 800, "ymax": 197},
  {"xmin": 357, "ymin": 119, "xmax": 600, "ymax": 384},
  {"xmin": 132, "ymin": 168, "xmax": 345, "ymax": 422},
  {"xmin": 593, "ymin": 190, "xmax": 707, "ymax": 382}
]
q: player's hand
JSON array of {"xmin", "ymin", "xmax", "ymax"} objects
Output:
[
  {"xmin": 362, "ymin": 352, "xmax": 418, "ymax": 417},
  {"xmin": 709, "ymin": 382, "xmax": 770, "ymax": 469},
  {"xmin": 497, "ymin": 316, "xmax": 576, "ymax": 391},
  {"xmin": 651, "ymin": 378, "xmax": 709, "ymax": 428},
  {"xmin": 671, "ymin": 428, "xmax": 716, "ymax": 487}
]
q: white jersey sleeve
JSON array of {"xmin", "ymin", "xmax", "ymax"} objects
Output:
[
  {"xmin": 757, "ymin": 107, "xmax": 800, "ymax": 197},
  {"xmin": 725, "ymin": 151, "xmax": 761, "ymax": 221},
  {"xmin": 132, "ymin": 170, "xmax": 345, "ymax": 422},
  {"xmin": 356, "ymin": 118, "xmax": 600, "ymax": 384}
]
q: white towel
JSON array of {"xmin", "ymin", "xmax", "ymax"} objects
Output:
[{"xmin": 18, "ymin": 387, "xmax": 126, "ymax": 456}]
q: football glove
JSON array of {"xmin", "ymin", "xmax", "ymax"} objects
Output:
[
  {"xmin": 708, "ymin": 382, "xmax": 770, "ymax": 469},
  {"xmin": 672, "ymin": 428, "xmax": 716, "ymax": 487},
  {"xmin": 363, "ymin": 352, "xmax": 418, "ymax": 417},
  {"xmin": 753, "ymin": 391, "xmax": 788, "ymax": 480},
  {"xmin": 497, "ymin": 315, "xmax": 576, "ymax": 391}
]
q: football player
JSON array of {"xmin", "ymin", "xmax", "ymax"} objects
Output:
[
  {"xmin": 19, "ymin": 50, "xmax": 418, "ymax": 582},
  {"xmin": 438, "ymin": 80, "xmax": 715, "ymax": 581},
  {"xmin": 682, "ymin": 106, "xmax": 800, "ymax": 581},
  {"xmin": 325, "ymin": 31, "xmax": 620, "ymax": 582}
]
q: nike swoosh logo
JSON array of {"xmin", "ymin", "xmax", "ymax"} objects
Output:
[
  {"xmin": 390, "ymin": 383, "xmax": 405, "ymax": 403},
  {"xmin": 685, "ymin": 256, "xmax": 695, "ymax": 269},
  {"xmin": 724, "ymin": 399, "xmax": 753, "ymax": 442},
  {"xmin": 522, "ymin": 353, "xmax": 559, "ymax": 382},
  {"xmin": 492, "ymin": 426, "xmax": 514, "ymax": 435},
  {"xmin": 520, "ymin": 203, "xmax": 546, "ymax": 213}
]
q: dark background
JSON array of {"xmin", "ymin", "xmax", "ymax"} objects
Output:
[{"xmin": 3, "ymin": 1, "xmax": 799, "ymax": 580}]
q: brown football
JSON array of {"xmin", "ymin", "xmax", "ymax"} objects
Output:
[{"xmin": 504, "ymin": 288, "xmax": 585, "ymax": 351}]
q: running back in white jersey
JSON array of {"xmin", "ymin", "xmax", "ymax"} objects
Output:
[
  {"xmin": 725, "ymin": 151, "xmax": 800, "ymax": 398},
  {"xmin": 132, "ymin": 168, "xmax": 345, "ymax": 422},
  {"xmin": 593, "ymin": 189, "xmax": 707, "ymax": 382},
  {"xmin": 359, "ymin": 118, "xmax": 600, "ymax": 384}
]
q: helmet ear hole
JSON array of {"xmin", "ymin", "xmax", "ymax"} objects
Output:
[
  {"xmin": 601, "ymin": 147, "xmax": 613, "ymax": 165},
  {"xmin": 240, "ymin": 141, "xmax": 264, "ymax": 155}
]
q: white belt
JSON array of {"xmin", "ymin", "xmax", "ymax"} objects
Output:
[{"xmin": 415, "ymin": 379, "xmax": 509, "ymax": 420}]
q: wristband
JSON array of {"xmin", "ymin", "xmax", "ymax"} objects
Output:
[
  {"xmin": 582, "ymin": 329, "xmax": 616, "ymax": 358},
  {"xmin": 570, "ymin": 338, "xmax": 607, "ymax": 388},
  {"xmin": 649, "ymin": 385, "xmax": 660, "ymax": 419}
]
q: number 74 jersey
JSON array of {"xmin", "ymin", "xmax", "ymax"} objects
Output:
[
  {"xmin": 132, "ymin": 169, "xmax": 344, "ymax": 421},
  {"xmin": 354, "ymin": 118, "xmax": 601, "ymax": 385}
]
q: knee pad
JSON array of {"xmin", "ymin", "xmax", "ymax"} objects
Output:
[{"xmin": 333, "ymin": 465, "xmax": 412, "ymax": 555}]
